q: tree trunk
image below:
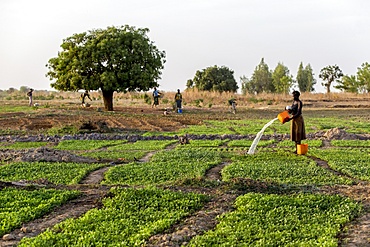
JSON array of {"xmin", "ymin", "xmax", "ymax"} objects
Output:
[
  {"xmin": 326, "ymin": 81, "xmax": 331, "ymax": 94},
  {"xmin": 102, "ymin": 90, "xmax": 114, "ymax": 111}
]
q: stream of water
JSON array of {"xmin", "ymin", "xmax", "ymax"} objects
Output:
[{"xmin": 247, "ymin": 118, "xmax": 278, "ymax": 155}]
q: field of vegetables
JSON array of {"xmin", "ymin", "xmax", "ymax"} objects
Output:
[{"xmin": 1, "ymin": 103, "xmax": 370, "ymax": 246}]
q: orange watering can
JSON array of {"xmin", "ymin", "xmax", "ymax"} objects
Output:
[{"xmin": 277, "ymin": 110, "xmax": 290, "ymax": 124}]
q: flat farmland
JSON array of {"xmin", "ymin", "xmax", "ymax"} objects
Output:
[{"xmin": 1, "ymin": 95, "xmax": 370, "ymax": 246}]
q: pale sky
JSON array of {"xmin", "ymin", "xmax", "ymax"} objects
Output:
[{"xmin": 1, "ymin": 0, "xmax": 369, "ymax": 93}]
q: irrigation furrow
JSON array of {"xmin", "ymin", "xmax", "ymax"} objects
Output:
[
  {"xmin": 308, "ymin": 156, "xmax": 370, "ymax": 246},
  {"xmin": 319, "ymin": 184, "xmax": 370, "ymax": 247},
  {"xmin": 205, "ymin": 161, "xmax": 230, "ymax": 181},
  {"xmin": 309, "ymin": 156, "xmax": 364, "ymax": 184},
  {"xmin": 80, "ymin": 166, "xmax": 111, "ymax": 184},
  {"xmin": 144, "ymin": 161, "xmax": 233, "ymax": 246},
  {"xmin": 145, "ymin": 192, "xmax": 237, "ymax": 247}
]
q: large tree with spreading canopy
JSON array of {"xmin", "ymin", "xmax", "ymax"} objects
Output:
[{"xmin": 46, "ymin": 25, "xmax": 166, "ymax": 111}]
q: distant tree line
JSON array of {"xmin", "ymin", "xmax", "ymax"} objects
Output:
[{"xmin": 187, "ymin": 58, "xmax": 370, "ymax": 95}]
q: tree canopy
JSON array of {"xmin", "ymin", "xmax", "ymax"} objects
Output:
[
  {"xmin": 319, "ymin": 65, "xmax": 343, "ymax": 93},
  {"xmin": 187, "ymin": 65, "xmax": 238, "ymax": 92},
  {"xmin": 335, "ymin": 75, "xmax": 360, "ymax": 93},
  {"xmin": 356, "ymin": 62, "xmax": 370, "ymax": 93},
  {"xmin": 335, "ymin": 62, "xmax": 370, "ymax": 93},
  {"xmin": 296, "ymin": 62, "xmax": 316, "ymax": 92},
  {"xmin": 241, "ymin": 58, "xmax": 273, "ymax": 94},
  {"xmin": 272, "ymin": 62, "xmax": 293, "ymax": 94},
  {"xmin": 46, "ymin": 25, "xmax": 166, "ymax": 111}
]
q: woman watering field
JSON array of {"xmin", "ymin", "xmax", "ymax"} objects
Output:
[{"xmin": 286, "ymin": 91, "xmax": 306, "ymax": 153}]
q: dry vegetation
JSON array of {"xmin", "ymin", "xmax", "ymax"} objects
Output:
[{"xmin": 2, "ymin": 89, "xmax": 370, "ymax": 110}]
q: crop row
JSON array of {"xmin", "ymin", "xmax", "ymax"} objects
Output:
[
  {"xmin": 4, "ymin": 187, "xmax": 361, "ymax": 246},
  {"xmin": 0, "ymin": 162, "xmax": 107, "ymax": 185},
  {"xmin": 309, "ymin": 148, "xmax": 370, "ymax": 181},
  {"xmin": 2, "ymin": 139, "xmax": 368, "ymax": 152},
  {"xmin": 18, "ymin": 187, "xmax": 207, "ymax": 246},
  {"xmin": 0, "ymin": 188, "xmax": 80, "ymax": 236},
  {"xmin": 103, "ymin": 148, "xmax": 222, "ymax": 186},
  {"xmin": 144, "ymin": 117, "xmax": 370, "ymax": 136},
  {"xmin": 1, "ymin": 139, "xmax": 369, "ymax": 245},
  {"xmin": 189, "ymin": 193, "xmax": 361, "ymax": 246},
  {"xmin": 222, "ymin": 151, "xmax": 353, "ymax": 186},
  {"xmin": 2, "ymin": 143, "xmax": 369, "ymax": 187}
]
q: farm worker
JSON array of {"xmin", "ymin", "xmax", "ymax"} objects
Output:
[
  {"xmin": 81, "ymin": 90, "xmax": 92, "ymax": 105},
  {"xmin": 26, "ymin": 88, "xmax": 34, "ymax": 106},
  {"xmin": 174, "ymin": 89, "xmax": 182, "ymax": 112},
  {"xmin": 152, "ymin": 87, "xmax": 160, "ymax": 108},
  {"xmin": 228, "ymin": 98, "xmax": 236, "ymax": 114},
  {"xmin": 286, "ymin": 90, "xmax": 306, "ymax": 153}
]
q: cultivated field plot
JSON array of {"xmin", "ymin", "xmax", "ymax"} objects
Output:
[{"xmin": 1, "ymin": 101, "xmax": 370, "ymax": 246}]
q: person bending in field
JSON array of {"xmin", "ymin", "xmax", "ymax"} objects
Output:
[
  {"xmin": 81, "ymin": 90, "xmax": 92, "ymax": 106},
  {"xmin": 286, "ymin": 90, "xmax": 306, "ymax": 153}
]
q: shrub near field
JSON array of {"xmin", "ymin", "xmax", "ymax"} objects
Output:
[
  {"xmin": 18, "ymin": 187, "xmax": 208, "ymax": 247},
  {"xmin": 222, "ymin": 151, "xmax": 353, "ymax": 186},
  {"xmin": 189, "ymin": 193, "xmax": 361, "ymax": 246},
  {"xmin": 0, "ymin": 188, "xmax": 80, "ymax": 236},
  {"xmin": 103, "ymin": 148, "xmax": 222, "ymax": 186}
]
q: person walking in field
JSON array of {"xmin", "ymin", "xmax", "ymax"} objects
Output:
[
  {"xmin": 27, "ymin": 88, "xmax": 34, "ymax": 106},
  {"xmin": 286, "ymin": 90, "xmax": 306, "ymax": 153},
  {"xmin": 174, "ymin": 89, "xmax": 182, "ymax": 112},
  {"xmin": 152, "ymin": 87, "xmax": 160, "ymax": 108}
]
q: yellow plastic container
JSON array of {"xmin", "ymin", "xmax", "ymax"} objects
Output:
[
  {"xmin": 297, "ymin": 144, "xmax": 308, "ymax": 155},
  {"xmin": 277, "ymin": 110, "xmax": 290, "ymax": 124}
]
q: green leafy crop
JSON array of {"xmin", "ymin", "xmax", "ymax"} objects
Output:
[
  {"xmin": 103, "ymin": 148, "xmax": 222, "ymax": 186},
  {"xmin": 19, "ymin": 187, "xmax": 207, "ymax": 247},
  {"xmin": 189, "ymin": 193, "xmax": 361, "ymax": 246},
  {"xmin": 0, "ymin": 188, "xmax": 79, "ymax": 236},
  {"xmin": 222, "ymin": 151, "xmax": 352, "ymax": 186},
  {"xmin": 0, "ymin": 162, "xmax": 107, "ymax": 185}
]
